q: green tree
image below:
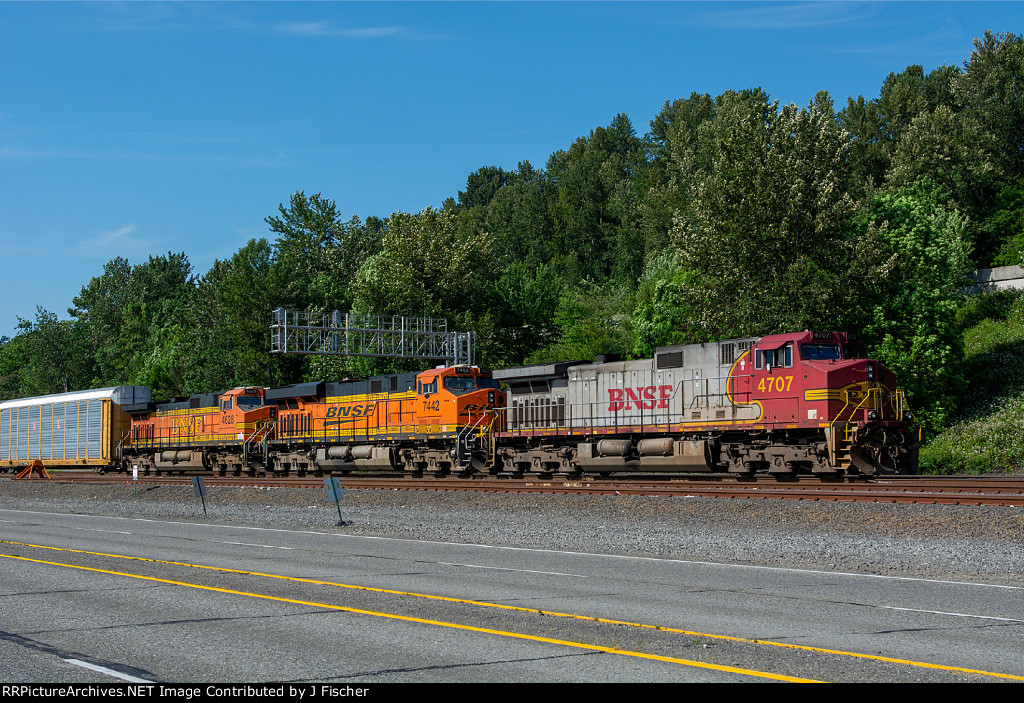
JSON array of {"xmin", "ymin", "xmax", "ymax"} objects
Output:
[
  {"xmin": 955, "ymin": 31, "xmax": 1024, "ymax": 181},
  {"xmin": 0, "ymin": 334, "xmax": 30, "ymax": 400},
  {"xmin": 546, "ymin": 113, "xmax": 647, "ymax": 284},
  {"xmin": 629, "ymin": 252, "xmax": 698, "ymax": 358},
  {"xmin": 484, "ymin": 261, "xmax": 562, "ymax": 367},
  {"xmin": 528, "ymin": 281, "xmax": 633, "ymax": 364},
  {"xmin": 456, "ymin": 166, "xmax": 512, "ymax": 210},
  {"xmin": 990, "ymin": 178, "xmax": 1024, "ymax": 266},
  {"xmin": 69, "ymin": 257, "xmax": 132, "ymax": 385},
  {"xmin": 643, "ymin": 93, "xmax": 717, "ymax": 256},
  {"xmin": 352, "ymin": 207, "xmax": 496, "ymax": 321},
  {"xmin": 858, "ymin": 181, "xmax": 973, "ymax": 430},
  {"xmin": 69, "ymin": 252, "xmax": 193, "ymax": 390},
  {"xmin": 484, "ymin": 160, "xmax": 558, "ymax": 269},
  {"xmin": 189, "ymin": 238, "xmax": 283, "ymax": 392},
  {"xmin": 12, "ymin": 308, "xmax": 89, "ymax": 395},
  {"xmin": 670, "ymin": 90, "xmax": 858, "ymax": 339},
  {"xmin": 886, "ymin": 105, "xmax": 997, "ymax": 220},
  {"xmin": 953, "ymin": 31, "xmax": 1024, "ymax": 263},
  {"xmin": 840, "ymin": 65, "xmax": 961, "ymax": 198},
  {"xmin": 267, "ymin": 191, "xmax": 377, "ymax": 312}
]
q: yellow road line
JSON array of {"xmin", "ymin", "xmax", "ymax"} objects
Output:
[
  {"xmin": 4, "ymin": 540, "xmax": 1021, "ymax": 682},
  {"xmin": 0, "ymin": 550, "xmax": 815, "ymax": 683}
]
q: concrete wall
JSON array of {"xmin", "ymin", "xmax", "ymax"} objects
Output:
[{"xmin": 967, "ymin": 265, "xmax": 1024, "ymax": 293}]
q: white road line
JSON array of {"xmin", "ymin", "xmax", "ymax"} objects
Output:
[
  {"xmin": 70, "ymin": 527, "xmax": 132, "ymax": 535},
  {"xmin": 879, "ymin": 605, "xmax": 1024, "ymax": 623},
  {"xmin": 434, "ymin": 560, "xmax": 587, "ymax": 577},
  {"xmin": 214, "ymin": 540, "xmax": 294, "ymax": 550},
  {"xmin": 3, "ymin": 507, "xmax": 1021, "ymax": 591},
  {"xmin": 63, "ymin": 658, "xmax": 153, "ymax": 683}
]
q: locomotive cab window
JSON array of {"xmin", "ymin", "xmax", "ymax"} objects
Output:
[
  {"xmin": 418, "ymin": 379, "xmax": 438, "ymax": 395},
  {"xmin": 443, "ymin": 376, "xmax": 477, "ymax": 394},
  {"xmin": 800, "ymin": 343, "xmax": 841, "ymax": 361},
  {"xmin": 221, "ymin": 397, "xmax": 232, "ymax": 411},
  {"xmin": 755, "ymin": 344, "xmax": 793, "ymax": 370},
  {"xmin": 236, "ymin": 395, "xmax": 263, "ymax": 410}
]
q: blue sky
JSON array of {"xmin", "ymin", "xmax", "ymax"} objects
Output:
[{"xmin": 1, "ymin": 1, "xmax": 1021, "ymax": 338}]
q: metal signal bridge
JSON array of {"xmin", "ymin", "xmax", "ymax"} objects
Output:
[{"xmin": 270, "ymin": 308, "xmax": 476, "ymax": 366}]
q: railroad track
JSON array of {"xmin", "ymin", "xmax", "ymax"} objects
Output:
[{"xmin": 6, "ymin": 471, "xmax": 1024, "ymax": 507}]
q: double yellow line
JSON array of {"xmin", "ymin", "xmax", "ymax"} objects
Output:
[{"xmin": 2, "ymin": 540, "xmax": 1019, "ymax": 682}]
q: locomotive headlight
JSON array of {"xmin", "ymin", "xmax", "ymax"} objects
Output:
[
  {"xmin": 868, "ymin": 410, "xmax": 879, "ymax": 421},
  {"xmin": 488, "ymin": 391, "xmax": 495, "ymax": 403},
  {"xmin": 866, "ymin": 362, "xmax": 876, "ymax": 380}
]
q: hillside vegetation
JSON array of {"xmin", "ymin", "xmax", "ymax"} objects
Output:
[{"xmin": 921, "ymin": 290, "xmax": 1024, "ymax": 473}]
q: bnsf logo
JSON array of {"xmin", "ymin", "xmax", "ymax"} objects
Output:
[
  {"xmin": 325, "ymin": 403, "xmax": 376, "ymax": 419},
  {"xmin": 608, "ymin": 385, "xmax": 673, "ymax": 411}
]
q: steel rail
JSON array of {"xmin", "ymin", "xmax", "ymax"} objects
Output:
[{"xmin": 6, "ymin": 472, "xmax": 1024, "ymax": 506}]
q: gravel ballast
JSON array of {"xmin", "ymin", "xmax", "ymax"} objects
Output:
[{"xmin": 1, "ymin": 479, "xmax": 1022, "ymax": 586}]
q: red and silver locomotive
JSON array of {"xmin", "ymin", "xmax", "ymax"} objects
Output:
[{"xmin": 493, "ymin": 330, "xmax": 917, "ymax": 476}]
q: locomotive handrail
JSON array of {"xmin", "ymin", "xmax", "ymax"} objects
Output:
[
  {"xmin": 242, "ymin": 419, "xmax": 275, "ymax": 468},
  {"xmin": 455, "ymin": 410, "xmax": 496, "ymax": 468},
  {"xmin": 829, "ymin": 384, "xmax": 914, "ymax": 466}
]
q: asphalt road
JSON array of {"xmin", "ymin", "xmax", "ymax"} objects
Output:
[{"xmin": 1, "ymin": 507, "xmax": 1021, "ymax": 684}]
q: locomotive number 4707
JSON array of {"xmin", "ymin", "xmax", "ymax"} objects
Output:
[{"xmin": 758, "ymin": 376, "xmax": 794, "ymax": 393}]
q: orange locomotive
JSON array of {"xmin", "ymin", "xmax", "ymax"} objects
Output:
[{"xmin": 123, "ymin": 366, "xmax": 504, "ymax": 476}]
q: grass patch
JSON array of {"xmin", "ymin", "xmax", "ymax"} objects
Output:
[{"xmin": 919, "ymin": 290, "xmax": 1024, "ymax": 474}]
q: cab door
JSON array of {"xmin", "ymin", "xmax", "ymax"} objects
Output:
[
  {"xmin": 756, "ymin": 344, "xmax": 797, "ymax": 424},
  {"xmin": 417, "ymin": 376, "xmax": 441, "ymax": 434}
]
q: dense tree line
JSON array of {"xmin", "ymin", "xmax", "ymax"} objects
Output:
[{"xmin": 1, "ymin": 31, "xmax": 1021, "ymax": 435}]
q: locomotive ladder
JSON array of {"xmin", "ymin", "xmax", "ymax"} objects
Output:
[
  {"xmin": 455, "ymin": 413, "xmax": 496, "ymax": 470},
  {"xmin": 828, "ymin": 387, "xmax": 913, "ymax": 470},
  {"xmin": 242, "ymin": 420, "xmax": 274, "ymax": 469}
]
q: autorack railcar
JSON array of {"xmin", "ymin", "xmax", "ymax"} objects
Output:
[{"xmin": 0, "ymin": 386, "xmax": 151, "ymax": 472}]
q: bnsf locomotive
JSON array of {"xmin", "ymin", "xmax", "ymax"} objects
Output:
[
  {"xmin": 1, "ymin": 330, "xmax": 918, "ymax": 478},
  {"xmin": 494, "ymin": 330, "xmax": 916, "ymax": 476},
  {"xmin": 122, "ymin": 365, "xmax": 503, "ymax": 477}
]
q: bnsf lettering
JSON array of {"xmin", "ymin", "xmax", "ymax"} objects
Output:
[
  {"xmin": 325, "ymin": 403, "xmax": 376, "ymax": 419},
  {"xmin": 608, "ymin": 385, "xmax": 673, "ymax": 411}
]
